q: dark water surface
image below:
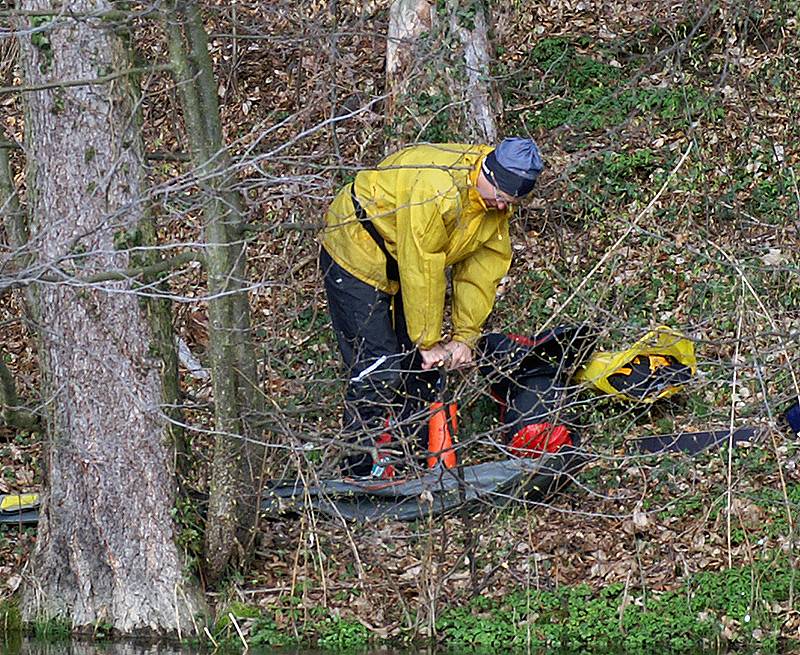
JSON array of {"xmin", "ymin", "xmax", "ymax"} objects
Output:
[{"xmin": 1, "ymin": 638, "xmax": 423, "ymax": 655}]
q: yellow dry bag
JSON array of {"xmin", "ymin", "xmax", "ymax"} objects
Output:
[{"xmin": 575, "ymin": 327, "xmax": 697, "ymax": 402}]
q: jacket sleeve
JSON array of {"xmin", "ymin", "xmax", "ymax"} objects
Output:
[
  {"xmin": 451, "ymin": 217, "xmax": 512, "ymax": 347},
  {"xmin": 394, "ymin": 185, "xmax": 449, "ymax": 349}
]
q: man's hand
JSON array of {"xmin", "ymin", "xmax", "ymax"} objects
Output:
[
  {"xmin": 420, "ymin": 341, "xmax": 474, "ymax": 370},
  {"xmin": 443, "ymin": 340, "xmax": 473, "ymax": 369},
  {"xmin": 419, "ymin": 344, "xmax": 449, "ymax": 370}
]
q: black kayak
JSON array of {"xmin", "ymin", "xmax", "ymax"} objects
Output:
[
  {"xmin": 260, "ymin": 446, "xmax": 588, "ymax": 522},
  {"xmin": 0, "ymin": 446, "xmax": 587, "ymax": 526},
  {"xmin": 0, "ymin": 493, "xmax": 40, "ymax": 525},
  {"xmin": 3, "ymin": 425, "xmax": 761, "ymax": 526}
]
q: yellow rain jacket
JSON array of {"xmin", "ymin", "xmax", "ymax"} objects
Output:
[{"xmin": 322, "ymin": 143, "xmax": 512, "ymax": 349}]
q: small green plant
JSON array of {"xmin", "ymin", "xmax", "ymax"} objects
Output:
[
  {"xmin": 30, "ymin": 615, "xmax": 72, "ymax": 642},
  {"xmin": 30, "ymin": 16, "xmax": 54, "ymax": 70},
  {"xmin": 170, "ymin": 495, "xmax": 204, "ymax": 573},
  {"xmin": 658, "ymin": 493, "xmax": 704, "ymax": 520},
  {"xmin": 416, "ymin": 90, "xmax": 458, "ymax": 142},
  {"xmin": 455, "ymin": 0, "xmax": 479, "ymax": 31},
  {"xmin": 92, "ymin": 620, "xmax": 114, "ymax": 640},
  {"xmin": 51, "ymin": 89, "xmax": 66, "ymax": 115},
  {"xmin": 0, "ymin": 600, "xmax": 22, "ymax": 638},
  {"xmin": 435, "ymin": 0, "xmax": 479, "ymax": 31},
  {"xmin": 747, "ymin": 168, "xmax": 798, "ymax": 223},
  {"xmin": 292, "ymin": 305, "xmax": 327, "ymax": 332},
  {"xmin": 316, "ymin": 616, "xmax": 370, "ymax": 650},
  {"xmin": 249, "ymin": 614, "xmax": 296, "ymax": 648},
  {"xmin": 530, "ymin": 37, "xmax": 574, "ymax": 71},
  {"xmin": 436, "ymin": 559, "xmax": 794, "ymax": 653},
  {"xmin": 507, "ymin": 32, "xmax": 718, "ymax": 138}
]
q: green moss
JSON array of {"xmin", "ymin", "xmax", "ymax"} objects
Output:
[
  {"xmin": 213, "ymin": 602, "xmax": 294, "ymax": 648},
  {"xmin": 214, "ymin": 601, "xmax": 260, "ymax": 629},
  {"xmin": 112, "ymin": 226, "xmax": 143, "ymax": 251}
]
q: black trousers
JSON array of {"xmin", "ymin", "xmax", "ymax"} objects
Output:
[{"xmin": 320, "ymin": 247, "xmax": 437, "ymax": 474}]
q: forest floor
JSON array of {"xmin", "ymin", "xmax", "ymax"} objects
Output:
[{"xmin": 2, "ymin": 0, "xmax": 800, "ymax": 652}]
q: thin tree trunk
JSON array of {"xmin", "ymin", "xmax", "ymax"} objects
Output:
[
  {"xmin": 0, "ymin": 358, "xmax": 36, "ymax": 430},
  {"xmin": 0, "ymin": 144, "xmax": 29, "ymax": 258},
  {"xmin": 446, "ymin": 0, "xmax": 499, "ymax": 144},
  {"xmin": 133, "ymin": 214, "xmax": 188, "ymax": 478},
  {"xmin": 124, "ymin": 63, "xmax": 188, "ymax": 481},
  {"xmin": 386, "ymin": 0, "xmax": 499, "ymax": 145},
  {"xmin": 0, "ymin": 145, "xmax": 37, "ymax": 430},
  {"xmin": 17, "ymin": 0, "xmax": 204, "ymax": 635},
  {"xmin": 385, "ymin": 0, "xmax": 434, "ymax": 143},
  {"xmin": 164, "ymin": 0, "xmax": 266, "ymax": 584}
]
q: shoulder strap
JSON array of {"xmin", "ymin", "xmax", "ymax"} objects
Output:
[{"xmin": 351, "ymin": 185, "xmax": 399, "ymax": 282}]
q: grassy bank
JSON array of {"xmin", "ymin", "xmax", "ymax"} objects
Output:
[{"xmin": 192, "ymin": 555, "xmax": 796, "ymax": 653}]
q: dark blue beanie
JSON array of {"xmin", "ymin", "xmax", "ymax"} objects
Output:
[{"xmin": 482, "ymin": 137, "xmax": 544, "ymax": 197}]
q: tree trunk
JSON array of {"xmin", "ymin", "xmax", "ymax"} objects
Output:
[
  {"xmin": 0, "ymin": 146, "xmax": 37, "ymax": 430},
  {"xmin": 385, "ymin": 0, "xmax": 499, "ymax": 145},
  {"xmin": 446, "ymin": 0, "xmax": 499, "ymax": 144},
  {"xmin": 0, "ymin": 358, "xmax": 36, "ymax": 430},
  {"xmin": 0, "ymin": 145, "xmax": 29, "ymax": 260},
  {"xmin": 385, "ymin": 0, "xmax": 434, "ymax": 142},
  {"xmin": 17, "ymin": 0, "xmax": 205, "ymax": 636},
  {"xmin": 165, "ymin": 0, "xmax": 266, "ymax": 584}
]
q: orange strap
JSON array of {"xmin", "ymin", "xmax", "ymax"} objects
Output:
[{"xmin": 427, "ymin": 401, "xmax": 458, "ymax": 469}]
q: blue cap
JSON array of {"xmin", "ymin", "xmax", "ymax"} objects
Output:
[{"xmin": 482, "ymin": 137, "xmax": 544, "ymax": 197}]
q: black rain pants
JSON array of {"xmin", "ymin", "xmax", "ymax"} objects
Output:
[{"xmin": 320, "ymin": 247, "xmax": 437, "ymax": 475}]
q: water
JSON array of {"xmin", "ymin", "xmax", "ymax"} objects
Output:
[{"xmin": 1, "ymin": 638, "xmax": 423, "ymax": 655}]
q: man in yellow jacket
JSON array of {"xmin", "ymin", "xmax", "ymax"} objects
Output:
[{"xmin": 321, "ymin": 138, "xmax": 543, "ymax": 476}]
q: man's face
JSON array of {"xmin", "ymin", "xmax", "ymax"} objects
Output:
[
  {"xmin": 491, "ymin": 186, "xmax": 520, "ymax": 211},
  {"xmin": 477, "ymin": 170, "xmax": 525, "ymax": 211}
]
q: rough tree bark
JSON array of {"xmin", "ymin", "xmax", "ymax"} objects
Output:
[
  {"xmin": 164, "ymin": 0, "xmax": 266, "ymax": 584},
  {"xmin": 386, "ymin": 0, "xmax": 500, "ymax": 145},
  {"xmin": 17, "ymin": 0, "xmax": 205, "ymax": 635}
]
